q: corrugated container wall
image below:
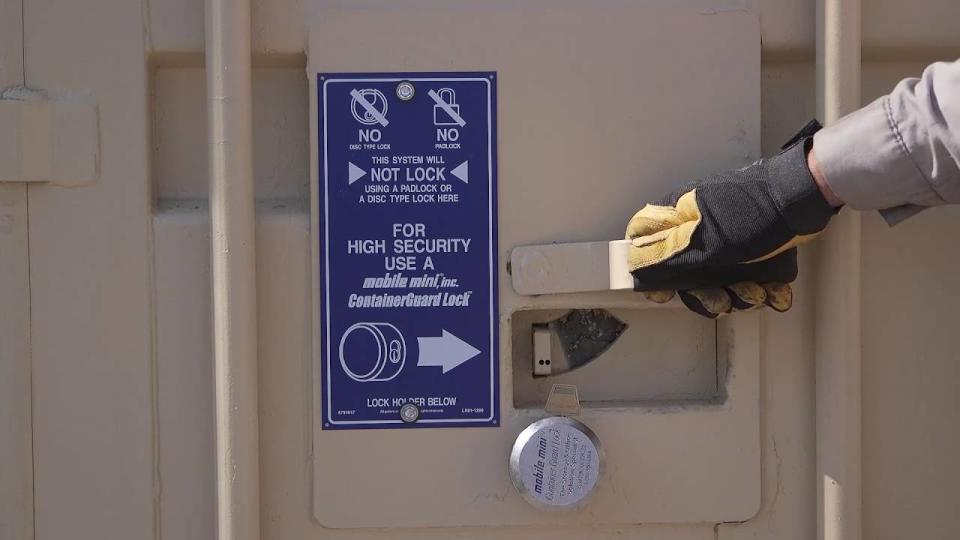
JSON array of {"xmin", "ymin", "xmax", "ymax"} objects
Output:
[{"xmin": 0, "ymin": 0, "xmax": 957, "ymax": 539}]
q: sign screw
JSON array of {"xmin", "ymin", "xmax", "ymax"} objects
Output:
[
  {"xmin": 400, "ymin": 403, "xmax": 420, "ymax": 423},
  {"xmin": 396, "ymin": 81, "xmax": 415, "ymax": 101}
]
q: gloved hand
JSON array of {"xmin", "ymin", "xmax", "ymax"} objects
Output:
[{"xmin": 626, "ymin": 120, "xmax": 836, "ymax": 318}]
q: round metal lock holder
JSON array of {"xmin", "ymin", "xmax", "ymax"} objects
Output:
[
  {"xmin": 509, "ymin": 385, "xmax": 604, "ymax": 511},
  {"xmin": 509, "ymin": 416, "xmax": 604, "ymax": 511}
]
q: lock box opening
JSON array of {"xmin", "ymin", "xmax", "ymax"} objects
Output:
[{"xmin": 511, "ymin": 308, "xmax": 725, "ymax": 409}]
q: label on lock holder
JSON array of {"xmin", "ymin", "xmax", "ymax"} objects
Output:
[{"xmin": 509, "ymin": 416, "xmax": 603, "ymax": 511}]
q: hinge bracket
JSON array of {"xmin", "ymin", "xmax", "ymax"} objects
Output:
[{"xmin": 0, "ymin": 86, "xmax": 98, "ymax": 186}]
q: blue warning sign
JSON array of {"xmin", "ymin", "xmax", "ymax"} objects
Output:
[{"xmin": 318, "ymin": 73, "xmax": 498, "ymax": 429}]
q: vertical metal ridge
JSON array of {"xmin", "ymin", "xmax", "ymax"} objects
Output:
[
  {"xmin": 815, "ymin": 0, "xmax": 863, "ymax": 538},
  {"xmin": 204, "ymin": 0, "xmax": 260, "ymax": 536}
]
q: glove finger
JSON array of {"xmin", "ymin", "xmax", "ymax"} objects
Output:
[
  {"xmin": 678, "ymin": 288, "xmax": 732, "ymax": 319},
  {"xmin": 726, "ymin": 281, "xmax": 767, "ymax": 311},
  {"xmin": 643, "ymin": 290, "xmax": 676, "ymax": 303},
  {"xmin": 761, "ymin": 282, "xmax": 793, "ymax": 312}
]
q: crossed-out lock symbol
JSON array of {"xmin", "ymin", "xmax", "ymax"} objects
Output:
[{"xmin": 433, "ymin": 88, "xmax": 461, "ymax": 126}]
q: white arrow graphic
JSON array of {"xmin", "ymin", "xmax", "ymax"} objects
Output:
[
  {"xmin": 417, "ymin": 330, "xmax": 481, "ymax": 374},
  {"xmin": 450, "ymin": 161, "xmax": 468, "ymax": 184},
  {"xmin": 348, "ymin": 162, "xmax": 367, "ymax": 184}
]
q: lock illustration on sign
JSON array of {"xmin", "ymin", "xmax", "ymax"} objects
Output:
[
  {"xmin": 338, "ymin": 322, "xmax": 407, "ymax": 383},
  {"xmin": 433, "ymin": 88, "xmax": 461, "ymax": 126}
]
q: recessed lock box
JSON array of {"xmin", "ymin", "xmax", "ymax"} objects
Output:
[
  {"xmin": 308, "ymin": 0, "xmax": 761, "ymax": 528},
  {"xmin": 515, "ymin": 307, "xmax": 722, "ymax": 408}
]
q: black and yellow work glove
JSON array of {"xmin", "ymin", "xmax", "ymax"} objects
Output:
[{"xmin": 626, "ymin": 121, "xmax": 835, "ymax": 318}]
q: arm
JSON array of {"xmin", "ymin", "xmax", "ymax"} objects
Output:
[
  {"xmin": 623, "ymin": 60, "xmax": 960, "ymax": 317},
  {"xmin": 814, "ymin": 60, "xmax": 960, "ymax": 224}
]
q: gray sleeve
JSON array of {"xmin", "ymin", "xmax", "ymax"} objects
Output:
[{"xmin": 812, "ymin": 60, "xmax": 960, "ymax": 224}]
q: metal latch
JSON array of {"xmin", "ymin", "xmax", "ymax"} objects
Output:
[
  {"xmin": 509, "ymin": 384, "xmax": 603, "ymax": 511},
  {"xmin": 0, "ymin": 86, "xmax": 98, "ymax": 185}
]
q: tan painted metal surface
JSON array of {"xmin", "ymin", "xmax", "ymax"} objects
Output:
[
  {"xmin": 204, "ymin": 0, "xmax": 261, "ymax": 538},
  {"xmin": 815, "ymin": 1, "xmax": 863, "ymax": 539},
  {"xmin": 0, "ymin": 2, "xmax": 33, "ymax": 537},
  {"xmin": 22, "ymin": 0, "xmax": 157, "ymax": 539},
  {"xmin": 510, "ymin": 240, "xmax": 635, "ymax": 294},
  {"xmin": 5, "ymin": 0, "xmax": 960, "ymax": 539},
  {"xmin": 0, "ymin": 180, "xmax": 32, "ymax": 540},
  {"xmin": 858, "ymin": 61, "xmax": 960, "ymax": 540},
  {"xmin": 0, "ymin": 88, "xmax": 98, "ymax": 185},
  {"xmin": 307, "ymin": 0, "xmax": 760, "ymax": 528}
]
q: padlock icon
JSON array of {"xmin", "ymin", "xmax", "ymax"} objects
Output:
[{"xmin": 433, "ymin": 88, "xmax": 461, "ymax": 126}]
